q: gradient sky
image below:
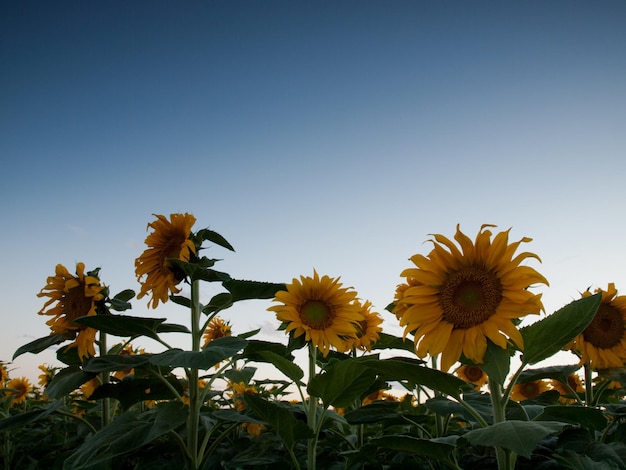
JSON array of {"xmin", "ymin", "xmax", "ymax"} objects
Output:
[{"xmin": 2, "ymin": 1, "xmax": 626, "ymax": 382}]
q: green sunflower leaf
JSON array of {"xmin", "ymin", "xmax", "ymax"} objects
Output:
[
  {"xmin": 518, "ymin": 364, "xmax": 581, "ymax": 384},
  {"xmin": 223, "ymin": 279, "xmax": 287, "ymax": 301},
  {"xmin": 13, "ymin": 333, "xmax": 73, "ymax": 360},
  {"xmin": 362, "ymin": 357, "xmax": 472, "ymax": 399},
  {"xmin": 195, "ymin": 228, "xmax": 235, "ymax": 252},
  {"xmin": 370, "ymin": 332, "xmax": 418, "ymax": 354},
  {"xmin": 148, "ymin": 335, "xmax": 247, "ymax": 369},
  {"xmin": 461, "ymin": 420, "xmax": 567, "ymax": 458},
  {"xmin": 308, "ymin": 359, "xmax": 378, "ymax": 408},
  {"xmin": 44, "ymin": 365, "xmax": 97, "ymax": 399},
  {"xmin": 243, "ymin": 393, "xmax": 313, "ymax": 449},
  {"xmin": 520, "ymin": 294, "xmax": 601, "ymax": 365},
  {"xmin": 478, "ymin": 340, "xmax": 512, "ymax": 385},
  {"xmin": 72, "ymin": 314, "xmax": 166, "ymax": 340},
  {"xmin": 257, "ymin": 350, "xmax": 305, "ymax": 385},
  {"xmin": 82, "ymin": 354, "xmax": 151, "ymax": 373},
  {"xmin": 535, "ymin": 405, "xmax": 608, "ymax": 431},
  {"xmin": 89, "ymin": 376, "xmax": 183, "ymax": 410}
]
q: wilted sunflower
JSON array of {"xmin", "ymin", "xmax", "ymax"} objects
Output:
[
  {"xmin": 349, "ymin": 300, "xmax": 383, "ymax": 351},
  {"xmin": 395, "ymin": 224, "xmax": 548, "ymax": 371},
  {"xmin": 6, "ymin": 377, "xmax": 31, "ymax": 406},
  {"xmin": 510, "ymin": 380, "xmax": 549, "ymax": 402},
  {"xmin": 38, "ymin": 262, "xmax": 105, "ymax": 360},
  {"xmin": 135, "ymin": 213, "xmax": 197, "ymax": 308},
  {"xmin": 568, "ymin": 283, "xmax": 626, "ymax": 370},
  {"xmin": 202, "ymin": 317, "xmax": 232, "ymax": 347},
  {"xmin": 268, "ymin": 270, "xmax": 363, "ymax": 356},
  {"xmin": 456, "ymin": 365, "xmax": 489, "ymax": 390}
]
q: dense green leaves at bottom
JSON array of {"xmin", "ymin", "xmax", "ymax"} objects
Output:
[
  {"xmin": 243, "ymin": 393, "xmax": 313, "ymax": 449},
  {"xmin": 367, "ymin": 435, "xmax": 457, "ymax": 464},
  {"xmin": 63, "ymin": 402, "xmax": 188, "ymax": 469}
]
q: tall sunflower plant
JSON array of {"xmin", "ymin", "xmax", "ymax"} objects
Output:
[{"xmin": 3, "ymin": 217, "xmax": 626, "ymax": 469}]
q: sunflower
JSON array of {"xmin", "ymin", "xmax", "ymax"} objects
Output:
[
  {"xmin": 394, "ymin": 224, "xmax": 548, "ymax": 371},
  {"xmin": 0, "ymin": 364, "xmax": 8, "ymax": 384},
  {"xmin": 38, "ymin": 262, "xmax": 105, "ymax": 360},
  {"xmin": 80, "ymin": 377, "xmax": 101, "ymax": 399},
  {"xmin": 349, "ymin": 300, "xmax": 383, "ymax": 351},
  {"xmin": 456, "ymin": 365, "xmax": 489, "ymax": 390},
  {"xmin": 135, "ymin": 213, "xmax": 197, "ymax": 309},
  {"xmin": 550, "ymin": 374, "xmax": 584, "ymax": 404},
  {"xmin": 6, "ymin": 377, "xmax": 31, "ymax": 406},
  {"xmin": 268, "ymin": 270, "xmax": 363, "ymax": 356},
  {"xmin": 37, "ymin": 364, "xmax": 57, "ymax": 388},
  {"xmin": 510, "ymin": 380, "xmax": 550, "ymax": 402},
  {"xmin": 112, "ymin": 344, "xmax": 145, "ymax": 381},
  {"xmin": 202, "ymin": 317, "xmax": 232, "ymax": 347},
  {"xmin": 567, "ymin": 283, "xmax": 626, "ymax": 370}
]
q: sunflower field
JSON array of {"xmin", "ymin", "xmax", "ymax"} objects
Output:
[{"xmin": 2, "ymin": 213, "xmax": 625, "ymax": 469}]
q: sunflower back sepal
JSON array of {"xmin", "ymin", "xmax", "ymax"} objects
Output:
[
  {"xmin": 520, "ymin": 294, "xmax": 602, "ymax": 366},
  {"xmin": 13, "ymin": 332, "xmax": 75, "ymax": 360}
]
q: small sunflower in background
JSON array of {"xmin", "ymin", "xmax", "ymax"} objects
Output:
[
  {"xmin": 80, "ymin": 377, "xmax": 101, "ymax": 400},
  {"xmin": 510, "ymin": 380, "xmax": 550, "ymax": 402},
  {"xmin": 268, "ymin": 270, "xmax": 363, "ymax": 356},
  {"xmin": 37, "ymin": 262, "xmax": 105, "ymax": 360},
  {"xmin": 0, "ymin": 363, "xmax": 8, "ymax": 384},
  {"xmin": 202, "ymin": 317, "xmax": 232, "ymax": 347},
  {"xmin": 6, "ymin": 377, "xmax": 31, "ymax": 406},
  {"xmin": 394, "ymin": 224, "xmax": 548, "ymax": 371},
  {"xmin": 455, "ymin": 365, "xmax": 488, "ymax": 390},
  {"xmin": 567, "ymin": 283, "xmax": 626, "ymax": 370},
  {"xmin": 135, "ymin": 213, "xmax": 197, "ymax": 309},
  {"xmin": 349, "ymin": 300, "xmax": 383, "ymax": 352},
  {"xmin": 37, "ymin": 364, "xmax": 57, "ymax": 389}
]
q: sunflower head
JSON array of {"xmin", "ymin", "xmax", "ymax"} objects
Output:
[
  {"xmin": 348, "ymin": 300, "xmax": 383, "ymax": 352},
  {"xmin": 394, "ymin": 224, "xmax": 548, "ymax": 371},
  {"xmin": 6, "ymin": 377, "xmax": 31, "ymax": 406},
  {"xmin": 550, "ymin": 374, "xmax": 584, "ymax": 404},
  {"xmin": 202, "ymin": 317, "xmax": 232, "ymax": 347},
  {"xmin": 37, "ymin": 262, "xmax": 105, "ymax": 360},
  {"xmin": 268, "ymin": 270, "xmax": 363, "ymax": 356},
  {"xmin": 568, "ymin": 283, "xmax": 626, "ymax": 370},
  {"xmin": 510, "ymin": 379, "xmax": 550, "ymax": 402},
  {"xmin": 0, "ymin": 364, "xmax": 8, "ymax": 384},
  {"xmin": 37, "ymin": 364, "xmax": 57, "ymax": 388},
  {"xmin": 455, "ymin": 365, "xmax": 488, "ymax": 390},
  {"xmin": 135, "ymin": 213, "xmax": 197, "ymax": 309}
]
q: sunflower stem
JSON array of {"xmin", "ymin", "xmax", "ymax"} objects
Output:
[
  {"xmin": 584, "ymin": 364, "xmax": 594, "ymax": 406},
  {"xmin": 187, "ymin": 279, "xmax": 201, "ymax": 469},
  {"xmin": 307, "ymin": 342, "xmax": 318, "ymax": 470},
  {"xmin": 488, "ymin": 378, "xmax": 512, "ymax": 470},
  {"xmin": 99, "ymin": 331, "xmax": 110, "ymax": 428}
]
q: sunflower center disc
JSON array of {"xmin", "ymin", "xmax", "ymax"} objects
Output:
[
  {"xmin": 440, "ymin": 267, "xmax": 503, "ymax": 328},
  {"xmin": 521, "ymin": 382, "xmax": 540, "ymax": 399},
  {"xmin": 582, "ymin": 303, "xmax": 625, "ymax": 349},
  {"xmin": 65, "ymin": 284, "xmax": 93, "ymax": 324},
  {"xmin": 300, "ymin": 301, "xmax": 334, "ymax": 329},
  {"xmin": 464, "ymin": 366, "xmax": 484, "ymax": 382}
]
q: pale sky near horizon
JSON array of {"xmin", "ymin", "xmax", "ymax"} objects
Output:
[{"xmin": 2, "ymin": 1, "xmax": 626, "ymax": 384}]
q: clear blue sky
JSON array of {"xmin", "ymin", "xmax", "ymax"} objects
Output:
[{"xmin": 2, "ymin": 1, "xmax": 625, "ymax": 382}]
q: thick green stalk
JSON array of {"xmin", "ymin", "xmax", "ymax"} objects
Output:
[
  {"xmin": 488, "ymin": 379, "xmax": 512, "ymax": 470},
  {"xmin": 187, "ymin": 279, "xmax": 201, "ymax": 469},
  {"xmin": 584, "ymin": 364, "xmax": 594, "ymax": 406},
  {"xmin": 307, "ymin": 343, "xmax": 318, "ymax": 470}
]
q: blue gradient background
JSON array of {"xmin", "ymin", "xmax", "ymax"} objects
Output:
[{"xmin": 2, "ymin": 1, "xmax": 625, "ymax": 380}]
